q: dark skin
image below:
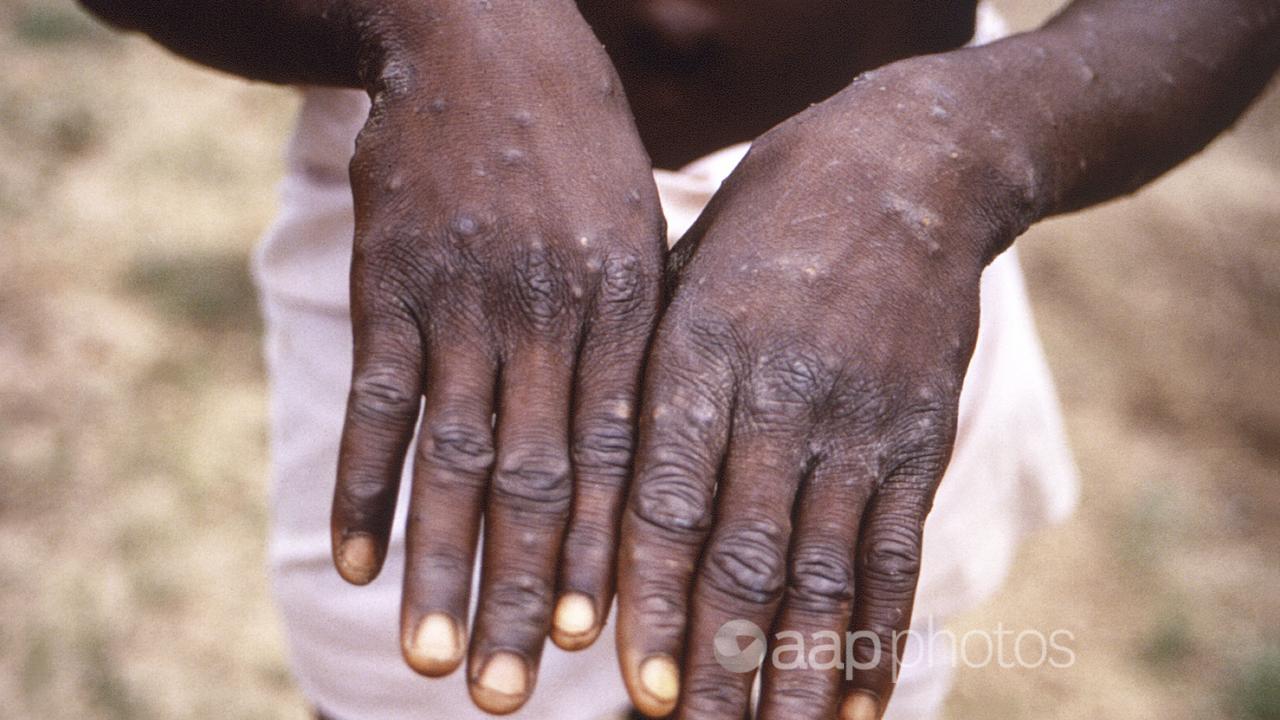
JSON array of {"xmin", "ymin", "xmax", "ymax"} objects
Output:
[{"xmin": 80, "ymin": 0, "xmax": 1280, "ymax": 717}]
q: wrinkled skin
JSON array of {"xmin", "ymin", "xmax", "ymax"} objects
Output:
[
  {"xmin": 615, "ymin": 63, "xmax": 1023, "ymax": 719},
  {"xmin": 76, "ymin": 0, "xmax": 1280, "ymax": 716},
  {"xmin": 329, "ymin": 5, "xmax": 665, "ymax": 714},
  {"xmin": 336, "ymin": 4, "xmax": 1012, "ymax": 717},
  {"xmin": 333, "ymin": 3, "xmax": 1011, "ymax": 715}
]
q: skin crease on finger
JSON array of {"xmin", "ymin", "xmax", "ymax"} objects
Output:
[
  {"xmin": 606, "ymin": 2, "xmax": 1280, "ymax": 718},
  {"xmin": 617, "ymin": 98, "xmax": 983, "ymax": 719},
  {"xmin": 75, "ymin": 0, "xmax": 1280, "ymax": 717}
]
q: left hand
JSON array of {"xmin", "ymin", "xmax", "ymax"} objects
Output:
[{"xmin": 615, "ymin": 58, "xmax": 1033, "ymax": 719}]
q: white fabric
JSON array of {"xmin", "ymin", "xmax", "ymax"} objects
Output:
[{"xmin": 253, "ymin": 6, "xmax": 1076, "ymax": 719}]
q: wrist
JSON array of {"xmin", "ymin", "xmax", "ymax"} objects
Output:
[
  {"xmin": 820, "ymin": 47, "xmax": 1059, "ymax": 264},
  {"xmin": 353, "ymin": 0, "xmax": 601, "ymax": 98}
]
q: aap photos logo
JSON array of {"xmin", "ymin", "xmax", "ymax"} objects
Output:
[
  {"xmin": 711, "ymin": 617, "xmax": 1078, "ymax": 678},
  {"xmin": 714, "ymin": 619, "xmax": 768, "ymax": 673}
]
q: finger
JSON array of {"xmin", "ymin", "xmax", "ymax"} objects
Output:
[
  {"xmin": 399, "ymin": 339, "xmax": 497, "ymax": 677},
  {"xmin": 554, "ymin": 253, "xmax": 658, "ymax": 651},
  {"xmin": 675, "ymin": 434, "xmax": 808, "ymax": 720},
  {"xmin": 331, "ymin": 303, "xmax": 424, "ymax": 586},
  {"xmin": 617, "ymin": 344, "xmax": 732, "ymax": 718},
  {"xmin": 757, "ymin": 456, "xmax": 876, "ymax": 720},
  {"xmin": 839, "ymin": 471, "xmax": 938, "ymax": 720},
  {"xmin": 467, "ymin": 344, "xmax": 575, "ymax": 715}
]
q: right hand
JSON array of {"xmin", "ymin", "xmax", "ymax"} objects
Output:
[
  {"xmin": 614, "ymin": 65, "xmax": 1020, "ymax": 718},
  {"xmin": 328, "ymin": 3, "xmax": 665, "ymax": 714}
]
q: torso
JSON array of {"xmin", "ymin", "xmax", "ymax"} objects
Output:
[{"xmin": 576, "ymin": 0, "xmax": 980, "ymax": 167}]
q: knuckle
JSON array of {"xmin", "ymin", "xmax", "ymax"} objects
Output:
[
  {"xmin": 349, "ymin": 366, "xmax": 420, "ymax": 425},
  {"xmin": 351, "ymin": 241, "xmax": 436, "ymax": 311},
  {"xmin": 573, "ymin": 416, "xmax": 634, "ymax": 482},
  {"xmin": 890, "ymin": 449, "xmax": 948, "ymax": 488},
  {"xmin": 420, "ymin": 418, "xmax": 494, "ymax": 482},
  {"xmin": 647, "ymin": 383, "xmax": 726, "ymax": 444},
  {"xmin": 510, "ymin": 240, "xmax": 571, "ymax": 328},
  {"xmin": 680, "ymin": 315, "xmax": 741, "ymax": 362},
  {"xmin": 491, "ymin": 445, "xmax": 572, "ymax": 514},
  {"xmin": 827, "ymin": 378, "xmax": 894, "ymax": 431},
  {"xmin": 885, "ymin": 398, "xmax": 956, "ymax": 479},
  {"xmin": 788, "ymin": 541, "xmax": 856, "ymax": 610},
  {"xmin": 597, "ymin": 252, "xmax": 651, "ymax": 316},
  {"xmin": 631, "ymin": 459, "xmax": 713, "ymax": 534},
  {"xmin": 702, "ymin": 518, "xmax": 788, "ymax": 606},
  {"xmin": 743, "ymin": 346, "xmax": 836, "ymax": 428},
  {"xmin": 860, "ymin": 519, "xmax": 923, "ymax": 586},
  {"xmin": 895, "ymin": 389, "xmax": 952, "ymax": 429},
  {"xmin": 759, "ymin": 347, "xmax": 835, "ymax": 404},
  {"xmin": 652, "ymin": 313, "xmax": 738, "ymax": 374}
]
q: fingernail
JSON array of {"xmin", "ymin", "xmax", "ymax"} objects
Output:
[
  {"xmin": 336, "ymin": 534, "xmax": 378, "ymax": 584},
  {"xmin": 552, "ymin": 593, "xmax": 598, "ymax": 647},
  {"xmin": 639, "ymin": 654, "xmax": 680, "ymax": 705},
  {"xmin": 841, "ymin": 691, "xmax": 881, "ymax": 720},
  {"xmin": 472, "ymin": 652, "xmax": 529, "ymax": 714},
  {"xmin": 404, "ymin": 613, "xmax": 462, "ymax": 676}
]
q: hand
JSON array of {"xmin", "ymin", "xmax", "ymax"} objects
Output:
[
  {"xmin": 328, "ymin": 3, "xmax": 664, "ymax": 714},
  {"xmin": 616, "ymin": 58, "xmax": 1033, "ymax": 719}
]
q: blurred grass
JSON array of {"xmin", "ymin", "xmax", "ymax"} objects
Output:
[
  {"xmin": 0, "ymin": 0, "xmax": 1277, "ymax": 718},
  {"xmin": 124, "ymin": 252, "xmax": 262, "ymax": 332},
  {"xmin": 1231, "ymin": 649, "xmax": 1280, "ymax": 720},
  {"xmin": 943, "ymin": 4, "xmax": 1280, "ymax": 719},
  {"xmin": 0, "ymin": 0, "xmax": 305, "ymax": 717},
  {"xmin": 12, "ymin": 4, "xmax": 97, "ymax": 45}
]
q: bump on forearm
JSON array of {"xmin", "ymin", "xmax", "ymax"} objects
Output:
[{"xmin": 990, "ymin": 0, "xmax": 1280, "ymax": 218}]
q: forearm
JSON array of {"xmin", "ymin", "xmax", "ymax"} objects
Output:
[
  {"xmin": 76, "ymin": 0, "xmax": 595, "ymax": 90},
  {"xmin": 970, "ymin": 0, "xmax": 1279, "ymax": 233},
  {"xmin": 813, "ymin": 0, "xmax": 1277, "ymax": 263},
  {"xmin": 77, "ymin": 0, "xmax": 391, "ymax": 86}
]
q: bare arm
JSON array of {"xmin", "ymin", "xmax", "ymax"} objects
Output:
[
  {"xmin": 616, "ymin": 2, "xmax": 1279, "ymax": 719},
  {"xmin": 967, "ymin": 0, "xmax": 1280, "ymax": 245},
  {"xmin": 80, "ymin": 1, "xmax": 668, "ymax": 714},
  {"xmin": 76, "ymin": 0, "xmax": 383, "ymax": 86}
]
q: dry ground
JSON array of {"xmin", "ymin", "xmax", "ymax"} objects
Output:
[{"xmin": 0, "ymin": 0, "xmax": 1276, "ymax": 718}]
